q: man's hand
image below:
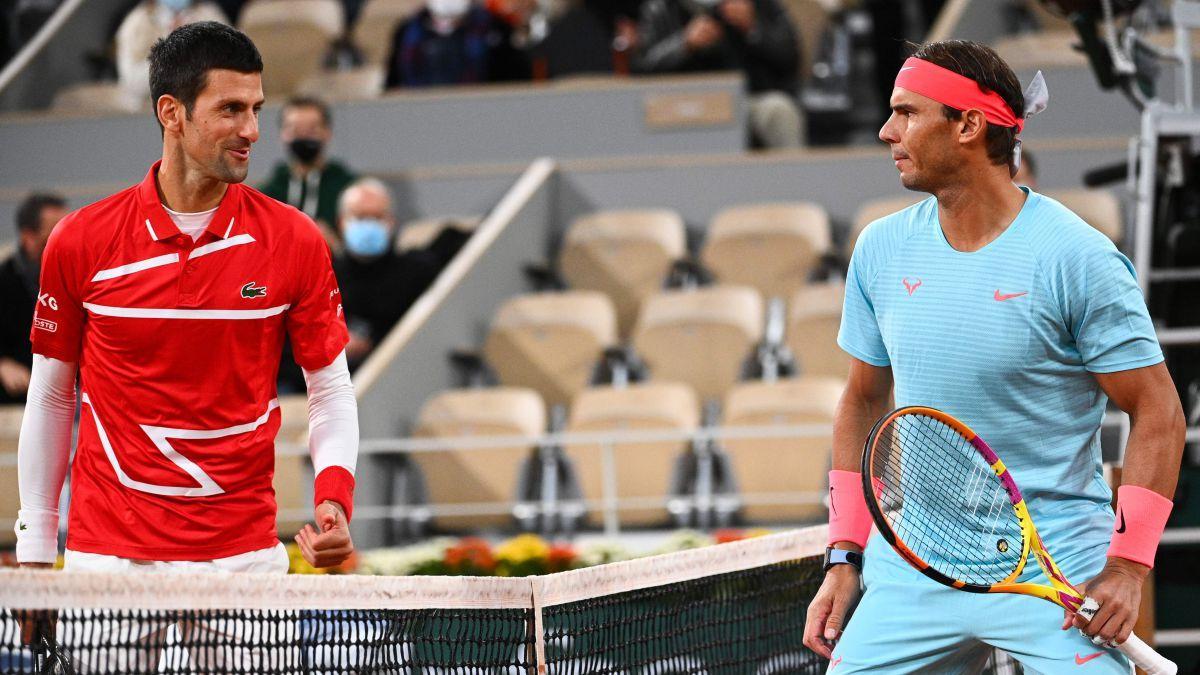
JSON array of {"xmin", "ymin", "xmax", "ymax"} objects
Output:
[
  {"xmin": 719, "ymin": 0, "xmax": 757, "ymax": 33},
  {"xmin": 294, "ymin": 501, "xmax": 354, "ymax": 568},
  {"xmin": 1061, "ymin": 557, "xmax": 1148, "ymax": 647},
  {"xmin": 684, "ymin": 15, "xmax": 723, "ymax": 51},
  {"xmin": 803, "ymin": 564, "xmax": 862, "ymax": 659},
  {"xmin": 0, "ymin": 358, "xmax": 31, "ymax": 397},
  {"xmin": 16, "ymin": 563, "xmax": 55, "ymax": 646},
  {"xmin": 345, "ymin": 332, "xmax": 374, "ymax": 363}
]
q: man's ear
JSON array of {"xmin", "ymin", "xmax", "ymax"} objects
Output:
[
  {"xmin": 157, "ymin": 95, "xmax": 184, "ymax": 134},
  {"xmin": 958, "ymin": 109, "xmax": 988, "ymax": 146}
]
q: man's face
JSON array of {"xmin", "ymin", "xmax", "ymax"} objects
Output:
[
  {"xmin": 280, "ymin": 105, "xmax": 331, "ymax": 146},
  {"xmin": 338, "ymin": 187, "xmax": 394, "ymax": 236},
  {"xmin": 177, "ymin": 69, "xmax": 264, "ymax": 184},
  {"xmin": 879, "ymin": 87, "xmax": 959, "ymax": 193},
  {"xmin": 22, "ymin": 204, "xmax": 66, "ymax": 264}
]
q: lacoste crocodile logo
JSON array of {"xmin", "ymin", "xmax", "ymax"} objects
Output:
[{"xmin": 240, "ymin": 282, "xmax": 267, "ymax": 299}]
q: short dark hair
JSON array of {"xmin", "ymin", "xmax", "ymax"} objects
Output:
[
  {"xmin": 280, "ymin": 96, "xmax": 332, "ymax": 129},
  {"xmin": 148, "ymin": 21, "xmax": 263, "ymax": 128},
  {"xmin": 16, "ymin": 192, "xmax": 66, "ymax": 235},
  {"xmin": 910, "ymin": 40, "xmax": 1024, "ymax": 169}
]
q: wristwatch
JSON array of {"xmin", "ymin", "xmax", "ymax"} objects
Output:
[{"xmin": 823, "ymin": 547, "xmax": 864, "ymax": 573}]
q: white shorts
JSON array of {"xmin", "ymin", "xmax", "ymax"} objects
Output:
[{"xmin": 59, "ymin": 542, "xmax": 300, "ymax": 674}]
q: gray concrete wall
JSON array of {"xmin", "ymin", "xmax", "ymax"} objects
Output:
[{"xmin": 0, "ymin": 74, "xmax": 745, "ymax": 191}]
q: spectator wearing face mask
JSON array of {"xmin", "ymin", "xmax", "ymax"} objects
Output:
[
  {"xmin": 116, "ymin": 0, "xmax": 229, "ymax": 107},
  {"xmin": 259, "ymin": 96, "xmax": 356, "ymax": 249},
  {"xmin": 634, "ymin": 0, "xmax": 803, "ymax": 148},
  {"xmin": 384, "ymin": 0, "xmax": 531, "ymax": 88},
  {"xmin": 0, "ymin": 192, "xmax": 67, "ymax": 404},
  {"xmin": 333, "ymin": 178, "xmax": 470, "ymax": 370}
]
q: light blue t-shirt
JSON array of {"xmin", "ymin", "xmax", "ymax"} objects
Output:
[{"xmin": 840, "ymin": 188, "xmax": 1163, "ymax": 572}]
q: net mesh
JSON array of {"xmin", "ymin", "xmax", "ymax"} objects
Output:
[
  {"xmin": 0, "ymin": 528, "xmax": 829, "ymax": 675},
  {"xmin": 868, "ymin": 411, "xmax": 1025, "ymax": 586}
]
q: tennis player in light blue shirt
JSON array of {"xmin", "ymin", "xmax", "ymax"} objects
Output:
[{"xmin": 802, "ymin": 40, "xmax": 1184, "ymax": 674}]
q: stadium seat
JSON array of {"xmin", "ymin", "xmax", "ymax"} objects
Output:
[
  {"xmin": 239, "ymin": 0, "xmax": 345, "ymax": 99},
  {"xmin": 297, "ymin": 65, "xmax": 385, "ymax": 102},
  {"xmin": 787, "ymin": 281, "xmax": 849, "ymax": 378},
  {"xmin": 847, "ymin": 194, "xmax": 924, "ymax": 258},
  {"xmin": 1043, "ymin": 188, "xmax": 1124, "ymax": 243},
  {"xmin": 353, "ymin": 0, "xmax": 425, "ymax": 67},
  {"xmin": 721, "ymin": 376, "xmax": 844, "ymax": 523},
  {"xmin": 50, "ymin": 82, "xmax": 140, "ymax": 114},
  {"xmin": 633, "ymin": 285, "xmax": 764, "ymax": 402},
  {"xmin": 558, "ymin": 208, "xmax": 687, "ymax": 338},
  {"xmin": 483, "ymin": 291, "xmax": 617, "ymax": 409},
  {"xmin": 700, "ymin": 201, "xmax": 832, "ymax": 300},
  {"xmin": 411, "ymin": 387, "xmax": 546, "ymax": 529},
  {"xmin": 397, "ymin": 215, "xmax": 482, "ymax": 252},
  {"xmin": 564, "ymin": 382, "xmax": 700, "ymax": 527},
  {"xmin": 779, "ymin": 0, "xmax": 832, "ymax": 80}
]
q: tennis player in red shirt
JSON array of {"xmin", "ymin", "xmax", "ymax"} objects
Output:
[{"xmin": 16, "ymin": 22, "xmax": 357, "ymax": 578}]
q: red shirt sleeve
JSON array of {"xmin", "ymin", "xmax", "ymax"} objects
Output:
[
  {"xmin": 30, "ymin": 214, "xmax": 86, "ymax": 362},
  {"xmin": 286, "ymin": 222, "xmax": 349, "ymax": 371}
]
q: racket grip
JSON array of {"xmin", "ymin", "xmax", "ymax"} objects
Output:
[
  {"xmin": 1079, "ymin": 597, "xmax": 1177, "ymax": 674},
  {"xmin": 1118, "ymin": 633, "xmax": 1177, "ymax": 675}
]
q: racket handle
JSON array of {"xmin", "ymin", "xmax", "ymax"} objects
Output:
[
  {"xmin": 1079, "ymin": 597, "xmax": 1177, "ymax": 674},
  {"xmin": 1118, "ymin": 633, "xmax": 1177, "ymax": 675}
]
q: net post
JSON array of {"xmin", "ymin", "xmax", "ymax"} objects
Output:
[{"xmin": 530, "ymin": 576, "xmax": 548, "ymax": 674}]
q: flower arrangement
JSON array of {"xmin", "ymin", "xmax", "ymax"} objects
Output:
[{"xmin": 343, "ymin": 528, "xmax": 770, "ymax": 577}]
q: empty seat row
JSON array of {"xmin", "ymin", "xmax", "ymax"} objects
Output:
[{"xmin": 410, "ymin": 376, "xmax": 842, "ymax": 530}]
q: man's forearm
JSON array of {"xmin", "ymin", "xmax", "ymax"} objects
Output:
[
  {"xmin": 15, "ymin": 355, "xmax": 78, "ymax": 563},
  {"xmin": 1119, "ymin": 400, "xmax": 1185, "ymax": 499},
  {"xmin": 828, "ymin": 365, "xmax": 893, "ymax": 552},
  {"xmin": 831, "ymin": 387, "xmax": 891, "ymax": 473}
]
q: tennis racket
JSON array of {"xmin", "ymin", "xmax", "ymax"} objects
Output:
[{"xmin": 861, "ymin": 406, "xmax": 1177, "ymax": 675}]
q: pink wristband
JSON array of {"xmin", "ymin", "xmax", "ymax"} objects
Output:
[
  {"xmin": 315, "ymin": 466, "xmax": 356, "ymax": 522},
  {"xmin": 828, "ymin": 470, "xmax": 874, "ymax": 548},
  {"xmin": 1106, "ymin": 484, "xmax": 1173, "ymax": 568}
]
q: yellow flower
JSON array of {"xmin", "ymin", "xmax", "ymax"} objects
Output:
[{"xmin": 495, "ymin": 534, "xmax": 550, "ymax": 565}]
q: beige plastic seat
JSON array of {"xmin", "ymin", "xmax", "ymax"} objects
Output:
[
  {"xmin": 239, "ymin": 0, "xmax": 344, "ymax": 98},
  {"xmin": 411, "ymin": 387, "xmax": 546, "ymax": 529},
  {"xmin": 633, "ymin": 285, "xmax": 764, "ymax": 402},
  {"xmin": 701, "ymin": 202, "xmax": 832, "ymax": 300},
  {"xmin": 484, "ymin": 291, "xmax": 617, "ymax": 409},
  {"xmin": 1043, "ymin": 188, "xmax": 1124, "ymax": 243},
  {"xmin": 559, "ymin": 209, "xmax": 686, "ymax": 338},
  {"xmin": 564, "ymin": 382, "xmax": 700, "ymax": 527},
  {"xmin": 0, "ymin": 405, "xmax": 24, "ymax": 546},
  {"xmin": 273, "ymin": 395, "xmax": 316, "ymax": 535},
  {"xmin": 397, "ymin": 215, "xmax": 481, "ymax": 252},
  {"xmin": 51, "ymin": 82, "xmax": 140, "ymax": 114},
  {"xmin": 722, "ymin": 376, "xmax": 844, "ymax": 523},
  {"xmin": 847, "ymin": 194, "xmax": 925, "ymax": 258},
  {"xmin": 779, "ymin": 0, "xmax": 832, "ymax": 79},
  {"xmin": 787, "ymin": 281, "xmax": 850, "ymax": 378},
  {"xmin": 297, "ymin": 64, "xmax": 385, "ymax": 102},
  {"xmin": 353, "ymin": 0, "xmax": 425, "ymax": 67}
]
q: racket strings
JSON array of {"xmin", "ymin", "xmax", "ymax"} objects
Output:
[{"xmin": 871, "ymin": 414, "xmax": 1024, "ymax": 586}]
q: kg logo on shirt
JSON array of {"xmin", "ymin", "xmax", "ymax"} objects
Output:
[{"xmin": 240, "ymin": 282, "xmax": 267, "ymax": 299}]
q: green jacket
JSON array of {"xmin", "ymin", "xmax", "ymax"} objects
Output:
[{"xmin": 258, "ymin": 159, "xmax": 356, "ymax": 230}]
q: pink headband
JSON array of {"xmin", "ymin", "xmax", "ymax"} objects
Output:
[{"xmin": 895, "ymin": 57, "xmax": 1024, "ymax": 132}]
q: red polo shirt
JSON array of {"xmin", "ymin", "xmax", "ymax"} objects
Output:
[{"xmin": 31, "ymin": 162, "xmax": 349, "ymax": 560}]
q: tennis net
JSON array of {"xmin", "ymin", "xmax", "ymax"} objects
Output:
[{"xmin": 0, "ymin": 526, "xmax": 828, "ymax": 674}]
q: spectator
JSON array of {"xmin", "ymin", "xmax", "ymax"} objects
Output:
[
  {"xmin": 0, "ymin": 192, "xmax": 66, "ymax": 404},
  {"xmin": 116, "ymin": 0, "xmax": 228, "ymax": 106},
  {"xmin": 259, "ymin": 96, "xmax": 356, "ymax": 249},
  {"xmin": 538, "ymin": 0, "xmax": 644, "ymax": 77},
  {"xmin": 384, "ymin": 0, "xmax": 531, "ymax": 88},
  {"xmin": 634, "ymin": 0, "xmax": 803, "ymax": 148},
  {"xmin": 1013, "ymin": 147, "xmax": 1038, "ymax": 190},
  {"xmin": 333, "ymin": 178, "xmax": 469, "ymax": 370}
]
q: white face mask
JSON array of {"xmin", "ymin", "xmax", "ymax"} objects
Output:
[{"xmin": 427, "ymin": 0, "xmax": 470, "ymax": 19}]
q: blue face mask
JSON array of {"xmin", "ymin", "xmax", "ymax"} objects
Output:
[
  {"xmin": 159, "ymin": 0, "xmax": 193, "ymax": 12},
  {"xmin": 343, "ymin": 218, "xmax": 391, "ymax": 258}
]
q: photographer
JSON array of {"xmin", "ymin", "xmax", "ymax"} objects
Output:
[{"xmin": 633, "ymin": 0, "xmax": 802, "ymax": 148}]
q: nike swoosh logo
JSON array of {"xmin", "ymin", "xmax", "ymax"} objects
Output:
[
  {"xmin": 829, "ymin": 486, "xmax": 837, "ymax": 515},
  {"xmin": 1076, "ymin": 651, "xmax": 1104, "ymax": 665},
  {"xmin": 1116, "ymin": 509, "xmax": 1126, "ymax": 534},
  {"xmin": 994, "ymin": 290, "xmax": 1028, "ymax": 301}
]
